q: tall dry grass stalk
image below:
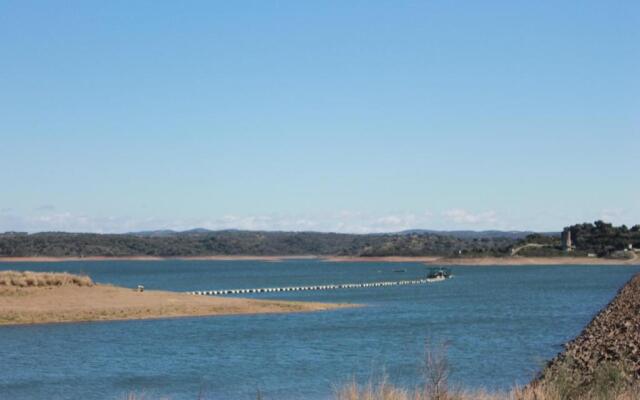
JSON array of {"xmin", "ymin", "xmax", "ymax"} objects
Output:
[
  {"xmin": 0, "ymin": 270, "xmax": 93, "ymax": 287},
  {"xmin": 422, "ymin": 339, "xmax": 452, "ymax": 400},
  {"xmin": 335, "ymin": 341, "xmax": 640, "ymax": 400}
]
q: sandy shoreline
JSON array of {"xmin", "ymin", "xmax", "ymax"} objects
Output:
[
  {"xmin": 0, "ymin": 255, "xmax": 319, "ymax": 263},
  {"xmin": 322, "ymin": 256, "xmax": 442, "ymax": 263},
  {"xmin": 424, "ymin": 256, "xmax": 640, "ymax": 266},
  {"xmin": 0, "ymin": 255, "xmax": 638, "ymax": 265},
  {"xmin": 0, "ymin": 284, "xmax": 352, "ymax": 326},
  {"xmin": 324, "ymin": 255, "xmax": 640, "ymax": 265}
]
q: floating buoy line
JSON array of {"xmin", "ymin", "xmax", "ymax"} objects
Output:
[{"xmin": 188, "ymin": 277, "xmax": 447, "ymax": 296}]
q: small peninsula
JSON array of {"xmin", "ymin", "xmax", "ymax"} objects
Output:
[{"xmin": 0, "ymin": 271, "xmax": 351, "ymax": 326}]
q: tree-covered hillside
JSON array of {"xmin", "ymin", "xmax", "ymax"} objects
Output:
[
  {"xmin": 0, "ymin": 230, "xmax": 516, "ymax": 258},
  {"xmin": 568, "ymin": 221, "xmax": 640, "ymax": 256},
  {"xmin": 515, "ymin": 221, "xmax": 640, "ymax": 258},
  {"xmin": 1, "ymin": 222, "xmax": 635, "ymax": 258}
]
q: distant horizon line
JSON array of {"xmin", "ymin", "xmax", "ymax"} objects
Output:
[
  {"xmin": 2, "ymin": 219, "xmax": 634, "ymax": 236},
  {"xmin": 0, "ymin": 227, "xmax": 560, "ymax": 236}
]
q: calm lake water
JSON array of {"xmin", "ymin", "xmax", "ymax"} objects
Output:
[{"xmin": 1, "ymin": 260, "xmax": 639, "ymax": 400}]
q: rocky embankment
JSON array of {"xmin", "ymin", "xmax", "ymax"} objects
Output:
[{"xmin": 539, "ymin": 273, "xmax": 640, "ymax": 387}]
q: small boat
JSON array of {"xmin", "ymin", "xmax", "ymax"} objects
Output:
[
  {"xmin": 426, "ymin": 268, "xmax": 452, "ymax": 283},
  {"xmin": 392, "ymin": 268, "xmax": 407, "ymax": 273}
]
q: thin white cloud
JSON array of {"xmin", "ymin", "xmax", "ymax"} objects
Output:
[
  {"xmin": 600, "ymin": 208, "xmax": 622, "ymax": 221},
  {"xmin": 599, "ymin": 208, "xmax": 636, "ymax": 227},
  {"xmin": 0, "ymin": 210, "xmax": 434, "ymax": 234},
  {"xmin": 442, "ymin": 209, "xmax": 498, "ymax": 225},
  {"xmin": 4, "ymin": 207, "xmax": 633, "ymax": 234},
  {"xmin": 3, "ymin": 200, "xmax": 637, "ymax": 234},
  {"xmin": 0, "ymin": 212, "xmax": 161, "ymax": 234}
]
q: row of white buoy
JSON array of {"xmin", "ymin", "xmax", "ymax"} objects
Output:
[{"xmin": 188, "ymin": 278, "xmax": 432, "ymax": 296}]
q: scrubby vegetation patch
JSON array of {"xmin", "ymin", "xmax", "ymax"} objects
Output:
[{"xmin": 0, "ymin": 271, "xmax": 93, "ymax": 287}]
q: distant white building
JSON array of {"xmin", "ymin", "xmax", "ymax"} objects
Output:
[{"xmin": 561, "ymin": 228, "xmax": 574, "ymax": 252}]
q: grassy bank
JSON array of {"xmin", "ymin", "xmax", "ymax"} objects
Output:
[{"xmin": 335, "ymin": 364, "xmax": 640, "ymax": 400}]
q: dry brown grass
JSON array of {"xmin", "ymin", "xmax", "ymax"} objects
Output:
[
  {"xmin": 0, "ymin": 270, "xmax": 94, "ymax": 287},
  {"xmin": 335, "ymin": 380, "xmax": 640, "ymax": 400},
  {"xmin": 335, "ymin": 341, "xmax": 640, "ymax": 400}
]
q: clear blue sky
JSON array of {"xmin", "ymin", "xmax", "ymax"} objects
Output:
[{"xmin": 1, "ymin": 1, "xmax": 638, "ymax": 233}]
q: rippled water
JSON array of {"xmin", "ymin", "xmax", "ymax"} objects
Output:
[{"xmin": 1, "ymin": 260, "xmax": 638, "ymax": 400}]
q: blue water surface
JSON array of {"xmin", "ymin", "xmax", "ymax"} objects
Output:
[{"xmin": 1, "ymin": 259, "xmax": 638, "ymax": 400}]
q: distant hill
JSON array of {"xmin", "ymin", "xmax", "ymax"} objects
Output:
[
  {"xmin": 1, "ymin": 222, "xmax": 632, "ymax": 259},
  {"xmin": 128, "ymin": 229, "xmax": 179, "ymax": 237},
  {"xmin": 0, "ymin": 230, "xmax": 517, "ymax": 258},
  {"xmin": 129, "ymin": 228, "xmax": 239, "ymax": 237},
  {"xmin": 130, "ymin": 228, "xmax": 556, "ymax": 240},
  {"xmin": 397, "ymin": 229, "xmax": 558, "ymax": 240}
]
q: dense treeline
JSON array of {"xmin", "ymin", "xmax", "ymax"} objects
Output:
[
  {"xmin": 517, "ymin": 221, "xmax": 640, "ymax": 258},
  {"xmin": 0, "ymin": 231, "xmax": 516, "ymax": 258},
  {"xmin": 568, "ymin": 221, "xmax": 640, "ymax": 256}
]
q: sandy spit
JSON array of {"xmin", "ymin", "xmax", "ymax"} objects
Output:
[{"xmin": 0, "ymin": 285, "xmax": 353, "ymax": 326}]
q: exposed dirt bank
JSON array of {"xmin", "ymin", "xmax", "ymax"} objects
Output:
[
  {"xmin": 426, "ymin": 256, "xmax": 640, "ymax": 266},
  {"xmin": 325, "ymin": 256, "xmax": 640, "ymax": 265}
]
